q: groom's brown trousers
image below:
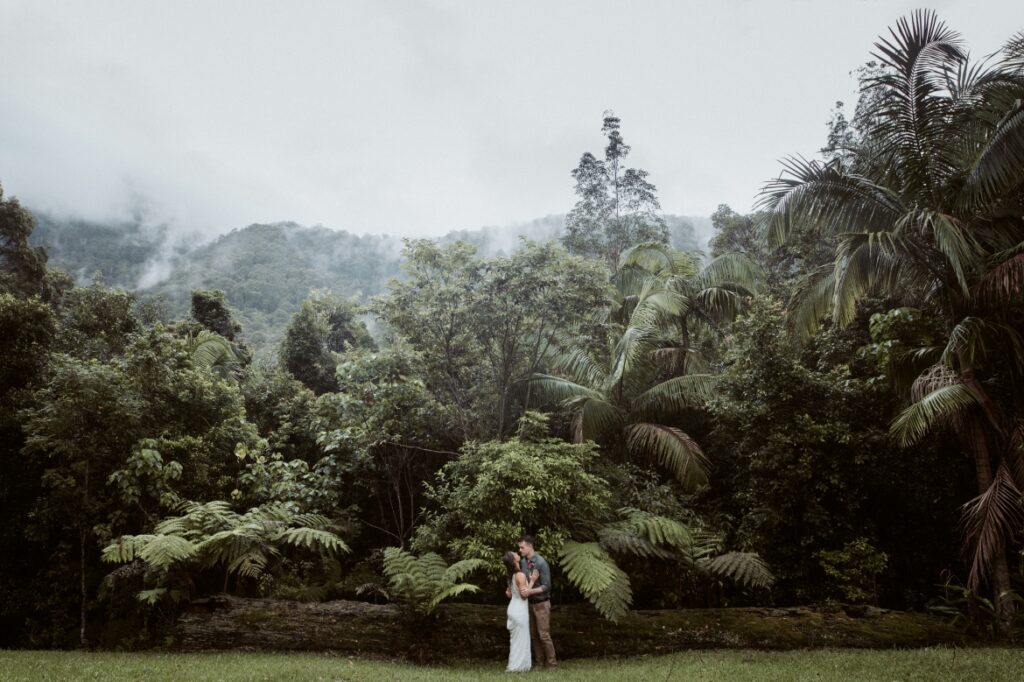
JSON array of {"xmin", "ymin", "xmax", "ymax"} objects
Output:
[{"xmin": 529, "ymin": 600, "xmax": 557, "ymax": 668}]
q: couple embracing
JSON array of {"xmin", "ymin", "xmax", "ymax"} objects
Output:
[{"xmin": 503, "ymin": 534, "xmax": 557, "ymax": 672}]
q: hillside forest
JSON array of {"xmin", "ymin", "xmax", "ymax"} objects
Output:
[{"xmin": 2, "ymin": 11, "xmax": 1023, "ymax": 647}]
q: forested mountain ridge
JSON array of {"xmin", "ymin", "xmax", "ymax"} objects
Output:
[{"xmin": 29, "ymin": 212, "xmax": 709, "ymax": 350}]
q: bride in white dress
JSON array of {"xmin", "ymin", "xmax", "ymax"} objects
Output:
[{"xmin": 503, "ymin": 550, "xmax": 536, "ymax": 672}]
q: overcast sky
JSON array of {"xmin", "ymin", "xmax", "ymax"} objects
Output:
[{"xmin": 0, "ymin": 1, "xmax": 1020, "ymax": 238}]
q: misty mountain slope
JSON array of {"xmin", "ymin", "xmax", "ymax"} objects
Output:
[
  {"xmin": 32, "ymin": 212, "xmax": 711, "ymax": 351},
  {"xmin": 31, "ymin": 212, "xmax": 175, "ymax": 288},
  {"xmin": 144, "ymin": 222, "xmax": 407, "ymax": 349}
]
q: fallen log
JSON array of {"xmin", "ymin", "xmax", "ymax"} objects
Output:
[{"xmin": 174, "ymin": 597, "xmax": 971, "ymax": 659}]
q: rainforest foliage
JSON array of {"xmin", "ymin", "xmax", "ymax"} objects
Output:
[{"xmin": 1, "ymin": 10, "xmax": 1023, "ymax": 647}]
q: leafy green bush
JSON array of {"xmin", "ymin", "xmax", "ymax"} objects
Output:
[
  {"xmin": 412, "ymin": 414, "xmax": 613, "ymax": 569},
  {"xmin": 819, "ymin": 538, "xmax": 888, "ymax": 604}
]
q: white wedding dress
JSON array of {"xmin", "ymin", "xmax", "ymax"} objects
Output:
[{"xmin": 506, "ymin": 576, "xmax": 532, "ymax": 672}]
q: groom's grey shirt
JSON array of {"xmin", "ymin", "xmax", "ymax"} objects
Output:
[{"xmin": 520, "ymin": 553, "xmax": 552, "ymax": 603}]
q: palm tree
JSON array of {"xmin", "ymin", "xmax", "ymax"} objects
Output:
[
  {"xmin": 185, "ymin": 330, "xmax": 243, "ymax": 379},
  {"xmin": 531, "ymin": 244, "xmax": 759, "ymax": 491},
  {"xmin": 757, "ymin": 11, "xmax": 1024, "ymax": 623}
]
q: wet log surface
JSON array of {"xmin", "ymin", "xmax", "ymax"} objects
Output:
[{"xmin": 174, "ymin": 597, "xmax": 971, "ymax": 659}]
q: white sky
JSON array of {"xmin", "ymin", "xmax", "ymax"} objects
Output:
[{"xmin": 0, "ymin": 1, "xmax": 1020, "ymax": 237}]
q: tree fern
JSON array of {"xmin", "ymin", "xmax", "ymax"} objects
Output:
[
  {"xmin": 597, "ymin": 526, "xmax": 673, "ymax": 560},
  {"xmin": 558, "ymin": 541, "xmax": 633, "ymax": 622},
  {"xmin": 700, "ymin": 552, "xmax": 776, "ymax": 589},
  {"xmin": 382, "ymin": 548, "xmax": 484, "ymax": 617},
  {"xmin": 103, "ymin": 500, "xmax": 350, "ymax": 603},
  {"xmin": 617, "ymin": 507, "xmax": 693, "ymax": 548}
]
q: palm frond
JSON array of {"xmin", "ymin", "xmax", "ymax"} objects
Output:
[
  {"xmin": 694, "ymin": 253, "xmax": 763, "ymax": 293},
  {"xmin": 941, "ymin": 317, "xmax": 991, "ymax": 369},
  {"xmin": 568, "ymin": 394, "xmax": 625, "ymax": 442},
  {"xmin": 832, "ymin": 233, "xmax": 879, "ymax": 328},
  {"xmin": 756, "ymin": 156, "xmax": 902, "ymax": 247},
  {"xmin": 631, "ymin": 374, "xmax": 716, "ymax": 417},
  {"xmin": 891, "ymin": 381, "xmax": 981, "ymax": 446},
  {"xmin": 608, "ymin": 324, "xmax": 656, "ymax": 388},
  {"xmin": 693, "ymin": 286, "xmax": 746, "ymax": 321},
  {"xmin": 626, "ymin": 423, "xmax": 709, "ymax": 491},
  {"xmin": 921, "ymin": 212, "xmax": 981, "ymax": 293},
  {"xmin": 528, "ymin": 374, "xmax": 601, "ymax": 404},
  {"xmin": 549, "ymin": 344, "xmax": 608, "ymax": 389},
  {"xmin": 979, "ymin": 242, "xmax": 1024, "ymax": 303},
  {"xmin": 187, "ymin": 330, "xmax": 242, "ymax": 378},
  {"xmin": 618, "ymin": 241, "xmax": 675, "ymax": 275},
  {"xmin": 788, "ymin": 266, "xmax": 836, "ymax": 340},
  {"xmin": 867, "ymin": 10, "xmax": 965, "ymax": 192},
  {"xmin": 962, "ymin": 464, "xmax": 1024, "ymax": 589},
  {"xmin": 963, "ymin": 104, "xmax": 1024, "ymax": 206}
]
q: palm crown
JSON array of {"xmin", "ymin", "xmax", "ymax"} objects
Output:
[
  {"xmin": 532, "ymin": 242, "xmax": 759, "ymax": 491},
  {"xmin": 757, "ymin": 10, "xmax": 1024, "ymax": 622}
]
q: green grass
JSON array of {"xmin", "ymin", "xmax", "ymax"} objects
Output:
[{"xmin": 2, "ymin": 648, "xmax": 1024, "ymax": 681}]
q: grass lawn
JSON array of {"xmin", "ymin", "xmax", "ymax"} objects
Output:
[{"xmin": 2, "ymin": 648, "xmax": 1023, "ymax": 681}]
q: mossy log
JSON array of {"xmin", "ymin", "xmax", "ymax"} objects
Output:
[{"xmin": 174, "ymin": 597, "xmax": 970, "ymax": 659}]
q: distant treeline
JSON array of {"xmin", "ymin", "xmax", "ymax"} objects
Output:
[{"xmin": 30, "ymin": 213, "xmax": 707, "ymax": 352}]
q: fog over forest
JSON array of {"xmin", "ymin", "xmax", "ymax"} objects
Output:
[{"xmin": 1, "ymin": 1, "xmax": 1015, "ymax": 242}]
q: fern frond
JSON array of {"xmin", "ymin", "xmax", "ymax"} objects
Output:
[
  {"xmin": 558, "ymin": 541, "xmax": 632, "ymax": 622},
  {"xmin": 442, "ymin": 558, "xmax": 485, "ymax": 583},
  {"xmin": 619, "ymin": 508, "xmax": 694, "ymax": 549},
  {"xmin": 102, "ymin": 535, "xmax": 157, "ymax": 563},
  {"xmin": 137, "ymin": 535, "xmax": 197, "ymax": 569},
  {"xmin": 428, "ymin": 583, "xmax": 481, "ymax": 610},
  {"xmin": 597, "ymin": 526, "xmax": 673, "ymax": 559},
  {"xmin": 382, "ymin": 548, "xmax": 482, "ymax": 616},
  {"xmin": 275, "ymin": 527, "xmax": 350, "ymax": 556},
  {"xmin": 700, "ymin": 551, "xmax": 776, "ymax": 589},
  {"xmin": 136, "ymin": 588, "xmax": 169, "ymax": 605}
]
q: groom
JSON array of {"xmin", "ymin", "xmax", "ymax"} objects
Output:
[{"xmin": 518, "ymin": 534, "xmax": 556, "ymax": 669}]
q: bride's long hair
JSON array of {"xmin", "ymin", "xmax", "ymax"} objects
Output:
[{"xmin": 503, "ymin": 551, "xmax": 522, "ymax": 579}]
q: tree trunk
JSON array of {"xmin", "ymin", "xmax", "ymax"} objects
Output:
[
  {"xmin": 79, "ymin": 527, "xmax": 87, "ymax": 648},
  {"xmin": 957, "ymin": 349, "xmax": 1015, "ymax": 630},
  {"xmin": 964, "ymin": 416, "xmax": 1015, "ymax": 630},
  {"xmin": 79, "ymin": 461, "xmax": 89, "ymax": 648}
]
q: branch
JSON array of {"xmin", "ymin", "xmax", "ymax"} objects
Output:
[{"xmin": 380, "ymin": 442, "xmax": 459, "ymax": 457}]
